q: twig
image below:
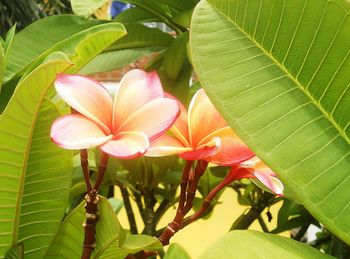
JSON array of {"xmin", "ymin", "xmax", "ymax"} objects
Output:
[{"xmin": 257, "ymin": 215, "xmax": 269, "ymax": 232}]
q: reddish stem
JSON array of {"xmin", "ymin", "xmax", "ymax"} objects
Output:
[
  {"xmin": 80, "ymin": 149, "xmax": 92, "ymax": 192},
  {"xmin": 178, "ymin": 160, "xmax": 193, "ymax": 211},
  {"xmin": 81, "ymin": 152, "xmax": 109, "ymax": 259},
  {"xmin": 93, "ymin": 152, "xmax": 109, "ymax": 190},
  {"xmin": 158, "ymin": 160, "xmax": 208, "ymax": 246},
  {"xmin": 182, "ymin": 166, "xmax": 251, "ymax": 227}
]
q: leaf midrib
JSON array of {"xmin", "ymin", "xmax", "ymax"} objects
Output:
[{"xmin": 210, "ymin": 2, "xmax": 350, "ymax": 145}]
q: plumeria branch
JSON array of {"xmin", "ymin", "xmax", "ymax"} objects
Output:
[
  {"xmin": 158, "ymin": 160, "xmax": 208, "ymax": 246},
  {"xmin": 80, "ymin": 149, "xmax": 92, "ymax": 192},
  {"xmin": 80, "ymin": 151, "xmax": 109, "ymax": 259}
]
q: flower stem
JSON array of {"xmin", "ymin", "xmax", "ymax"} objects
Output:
[
  {"xmin": 158, "ymin": 160, "xmax": 208, "ymax": 246},
  {"xmin": 80, "ymin": 149, "xmax": 92, "ymax": 192},
  {"xmin": 93, "ymin": 152, "xmax": 109, "ymax": 190},
  {"xmin": 81, "ymin": 151, "xmax": 109, "ymax": 259}
]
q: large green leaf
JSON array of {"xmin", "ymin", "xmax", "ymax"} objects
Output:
[
  {"xmin": 0, "ymin": 53, "xmax": 72, "ymax": 258},
  {"xmin": 198, "ymin": 230, "xmax": 333, "ymax": 259},
  {"xmin": 45, "ymin": 197, "xmax": 162, "ymax": 258},
  {"xmin": 190, "ymin": 0, "xmax": 350, "ymax": 243},
  {"xmin": 3, "ymin": 15, "xmax": 103, "ymax": 83},
  {"xmin": 80, "ymin": 23, "xmax": 172, "ymax": 74}
]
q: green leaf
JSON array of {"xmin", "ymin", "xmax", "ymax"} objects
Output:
[
  {"xmin": 108, "ymin": 197, "xmax": 124, "ymax": 215},
  {"xmin": 272, "ymin": 199, "xmax": 313, "ymax": 234},
  {"xmin": 71, "ymin": 0, "xmax": 109, "ymax": 17},
  {"xmin": 80, "ymin": 48, "xmax": 154, "ymax": 74},
  {"xmin": 45, "ymin": 196, "xmax": 162, "ymax": 258},
  {"xmin": 163, "ymin": 32, "xmax": 189, "ymax": 80},
  {"xmin": 1, "ymin": 18, "xmax": 126, "ymax": 112},
  {"xmin": 0, "ymin": 43, "xmax": 3, "ymax": 89},
  {"xmin": 3, "ymin": 15, "xmax": 103, "ymax": 83},
  {"xmin": 0, "ymin": 53, "xmax": 72, "ymax": 258},
  {"xmin": 190, "ymin": 0, "xmax": 350, "ymax": 243},
  {"xmin": 5, "ymin": 243, "xmax": 23, "ymax": 259},
  {"xmin": 3, "ymin": 24, "xmax": 16, "ymax": 54},
  {"xmin": 157, "ymin": 0, "xmax": 198, "ymax": 12},
  {"xmin": 107, "ymin": 23, "xmax": 173, "ymax": 51},
  {"xmin": 80, "ymin": 23, "xmax": 172, "ymax": 74},
  {"xmin": 114, "ymin": 7, "xmax": 157, "ymax": 24},
  {"xmin": 164, "ymin": 243, "xmax": 191, "ymax": 259},
  {"xmin": 198, "ymin": 230, "xmax": 334, "ymax": 259}
]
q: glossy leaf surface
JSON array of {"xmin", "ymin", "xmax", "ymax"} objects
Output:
[{"xmin": 191, "ymin": 0, "xmax": 350, "ymax": 243}]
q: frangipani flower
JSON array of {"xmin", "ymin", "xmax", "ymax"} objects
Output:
[
  {"xmin": 233, "ymin": 156, "xmax": 284, "ymax": 196},
  {"xmin": 147, "ymin": 89, "xmax": 254, "ymax": 165},
  {"xmin": 50, "ymin": 69, "xmax": 180, "ymax": 159}
]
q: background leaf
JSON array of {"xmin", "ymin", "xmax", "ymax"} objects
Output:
[
  {"xmin": 3, "ymin": 15, "xmax": 103, "ymax": 83},
  {"xmin": 71, "ymin": 0, "xmax": 109, "ymax": 17},
  {"xmin": 190, "ymin": 0, "xmax": 350, "ymax": 243},
  {"xmin": 80, "ymin": 23, "xmax": 172, "ymax": 74},
  {"xmin": 45, "ymin": 196, "xmax": 162, "ymax": 258},
  {"xmin": 198, "ymin": 230, "xmax": 334, "ymax": 259},
  {"xmin": 164, "ymin": 243, "xmax": 191, "ymax": 259}
]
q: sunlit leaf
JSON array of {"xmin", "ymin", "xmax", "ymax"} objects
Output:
[
  {"xmin": 191, "ymin": 0, "xmax": 350, "ymax": 243},
  {"xmin": 198, "ymin": 230, "xmax": 334, "ymax": 259}
]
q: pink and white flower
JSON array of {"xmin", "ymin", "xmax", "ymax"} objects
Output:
[{"xmin": 50, "ymin": 69, "xmax": 180, "ymax": 159}]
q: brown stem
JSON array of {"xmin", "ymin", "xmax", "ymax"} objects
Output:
[
  {"xmin": 178, "ymin": 160, "xmax": 193, "ymax": 211},
  {"xmin": 182, "ymin": 178, "xmax": 228, "ymax": 227},
  {"xmin": 93, "ymin": 152, "xmax": 109, "ymax": 190},
  {"xmin": 158, "ymin": 160, "xmax": 208, "ymax": 246},
  {"xmin": 82, "ymin": 191, "xmax": 99, "ymax": 259},
  {"xmin": 81, "ymin": 152, "xmax": 109, "ymax": 259},
  {"xmin": 182, "ymin": 160, "xmax": 208, "ymax": 215},
  {"xmin": 80, "ymin": 149, "xmax": 92, "ymax": 192}
]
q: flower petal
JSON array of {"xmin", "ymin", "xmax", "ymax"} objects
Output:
[
  {"xmin": 55, "ymin": 74, "xmax": 113, "ymax": 133},
  {"xmin": 165, "ymin": 93, "xmax": 190, "ymax": 146},
  {"xmin": 252, "ymin": 171, "xmax": 284, "ymax": 196},
  {"xmin": 239, "ymin": 157, "xmax": 284, "ymax": 196},
  {"xmin": 206, "ymin": 132, "xmax": 255, "ymax": 166},
  {"xmin": 113, "ymin": 69, "xmax": 164, "ymax": 128},
  {"xmin": 117, "ymin": 98, "xmax": 180, "ymax": 140},
  {"xmin": 180, "ymin": 137, "xmax": 221, "ymax": 161},
  {"xmin": 146, "ymin": 134, "xmax": 192, "ymax": 157},
  {"xmin": 50, "ymin": 114, "xmax": 112, "ymax": 149},
  {"xmin": 100, "ymin": 131, "xmax": 149, "ymax": 159},
  {"xmin": 188, "ymin": 89, "xmax": 227, "ymax": 147}
]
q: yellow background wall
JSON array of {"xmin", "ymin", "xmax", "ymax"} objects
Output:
[{"xmin": 116, "ymin": 188, "xmax": 285, "ymax": 258}]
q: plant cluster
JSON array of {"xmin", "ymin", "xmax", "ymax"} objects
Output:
[{"xmin": 0, "ymin": 0, "xmax": 349, "ymax": 258}]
